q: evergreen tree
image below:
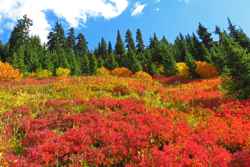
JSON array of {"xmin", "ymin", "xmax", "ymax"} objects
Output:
[
  {"xmin": 148, "ymin": 63, "xmax": 158, "ymax": 75},
  {"xmin": 81, "ymin": 54, "xmax": 90, "ymax": 74},
  {"xmin": 173, "ymin": 34, "xmax": 186, "ymax": 62},
  {"xmin": 136, "ymin": 29, "xmax": 145, "ymax": 54},
  {"xmin": 115, "ymin": 30, "xmax": 125, "ymax": 56},
  {"xmin": 228, "ymin": 18, "xmax": 250, "ymax": 52},
  {"xmin": 159, "ymin": 42, "xmax": 176, "ymax": 76},
  {"xmin": 76, "ymin": 33, "xmax": 88, "ymax": 56},
  {"xmin": 149, "ymin": 33, "xmax": 161, "ymax": 63},
  {"xmin": 105, "ymin": 54, "xmax": 118, "ymax": 70},
  {"xmin": 89, "ymin": 55, "xmax": 98, "ymax": 75},
  {"xmin": 8, "ymin": 15, "xmax": 32, "ymax": 57},
  {"xmin": 197, "ymin": 23, "xmax": 213, "ymax": 49},
  {"xmin": 221, "ymin": 34, "xmax": 250, "ymax": 99},
  {"xmin": 99, "ymin": 38, "xmax": 108, "ymax": 57},
  {"xmin": 125, "ymin": 29, "xmax": 136, "ymax": 52},
  {"xmin": 127, "ymin": 50, "xmax": 142, "ymax": 72},
  {"xmin": 108, "ymin": 41, "xmax": 113, "ymax": 55},
  {"xmin": 66, "ymin": 27, "xmax": 76, "ymax": 50},
  {"xmin": 47, "ymin": 21, "xmax": 65, "ymax": 51},
  {"xmin": 12, "ymin": 46, "xmax": 26, "ymax": 72},
  {"xmin": 185, "ymin": 51, "xmax": 197, "ymax": 78}
]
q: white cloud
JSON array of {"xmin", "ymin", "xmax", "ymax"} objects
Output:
[
  {"xmin": 131, "ymin": 2, "xmax": 146, "ymax": 16},
  {"xmin": 0, "ymin": 0, "xmax": 128, "ymax": 42}
]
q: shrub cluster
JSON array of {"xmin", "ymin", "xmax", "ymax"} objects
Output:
[{"xmin": 0, "ymin": 61, "xmax": 21, "ymax": 81}]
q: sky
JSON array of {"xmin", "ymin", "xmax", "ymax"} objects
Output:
[{"xmin": 0, "ymin": 0, "xmax": 249, "ymax": 49}]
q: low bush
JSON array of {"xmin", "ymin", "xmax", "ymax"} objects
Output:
[
  {"xmin": 35, "ymin": 69, "xmax": 53, "ymax": 79},
  {"xmin": 96, "ymin": 67, "xmax": 110, "ymax": 76},
  {"xmin": 0, "ymin": 61, "xmax": 21, "ymax": 81},
  {"xmin": 133, "ymin": 71, "xmax": 153, "ymax": 81},
  {"xmin": 111, "ymin": 67, "xmax": 133, "ymax": 77},
  {"xmin": 176, "ymin": 62, "xmax": 190, "ymax": 78},
  {"xmin": 195, "ymin": 61, "xmax": 219, "ymax": 78},
  {"xmin": 56, "ymin": 67, "xmax": 71, "ymax": 77}
]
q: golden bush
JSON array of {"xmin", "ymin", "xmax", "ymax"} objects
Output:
[
  {"xmin": 56, "ymin": 67, "xmax": 71, "ymax": 77},
  {"xmin": 133, "ymin": 71, "xmax": 153, "ymax": 81},
  {"xmin": 96, "ymin": 67, "xmax": 110, "ymax": 76},
  {"xmin": 35, "ymin": 70, "xmax": 53, "ymax": 79},
  {"xmin": 0, "ymin": 61, "xmax": 21, "ymax": 81},
  {"xmin": 176, "ymin": 62, "xmax": 190, "ymax": 78},
  {"xmin": 195, "ymin": 61, "xmax": 219, "ymax": 78},
  {"xmin": 111, "ymin": 67, "xmax": 133, "ymax": 77}
]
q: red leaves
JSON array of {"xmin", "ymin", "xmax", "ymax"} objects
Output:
[{"xmin": 2, "ymin": 96, "xmax": 250, "ymax": 166}]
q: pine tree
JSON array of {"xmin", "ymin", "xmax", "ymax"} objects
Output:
[
  {"xmin": 108, "ymin": 41, "xmax": 113, "ymax": 55},
  {"xmin": 197, "ymin": 23, "xmax": 213, "ymax": 49},
  {"xmin": 149, "ymin": 33, "xmax": 161, "ymax": 63},
  {"xmin": 125, "ymin": 29, "xmax": 136, "ymax": 52},
  {"xmin": 8, "ymin": 15, "xmax": 32, "ymax": 57},
  {"xmin": 66, "ymin": 27, "xmax": 76, "ymax": 50},
  {"xmin": 127, "ymin": 50, "xmax": 142, "ymax": 72},
  {"xmin": 89, "ymin": 55, "xmax": 98, "ymax": 75},
  {"xmin": 81, "ymin": 54, "xmax": 90, "ymax": 74},
  {"xmin": 221, "ymin": 34, "xmax": 250, "ymax": 99},
  {"xmin": 115, "ymin": 30, "xmax": 125, "ymax": 56},
  {"xmin": 105, "ymin": 54, "xmax": 118, "ymax": 70},
  {"xmin": 12, "ymin": 46, "xmax": 26, "ymax": 72},
  {"xmin": 99, "ymin": 38, "xmax": 108, "ymax": 57},
  {"xmin": 76, "ymin": 33, "xmax": 88, "ymax": 56},
  {"xmin": 228, "ymin": 18, "xmax": 250, "ymax": 52},
  {"xmin": 159, "ymin": 42, "xmax": 176, "ymax": 76},
  {"xmin": 136, "ymin": 29, "xmax": 145, "ymax": 54},
  {"xmin": 47, "ymin": 21, "xmax": 65, "ymax": 52},
  {"xmin": 173, "ymin": 34, "xmax": 186, "ymax": 62},
  {"xmin": 185, "ymin": 51, "xmax": 197, "ymax": 78}
]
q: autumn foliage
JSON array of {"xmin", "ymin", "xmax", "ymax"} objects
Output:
[{"xmin": 0, "ymin": 61, "xmax": 21, "ymax": 81}]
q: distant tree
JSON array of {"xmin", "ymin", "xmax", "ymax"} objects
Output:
[
  {"xmin": 47, "ymin": 21, "xmax": 65, "ymax": 51},
  {"xmin": 8, "ymin": 15, "xmax": 32, "ymax": 58},
  {"xmin": 136, "ymin": 29, "xmax": 145, "ymax": 54},
  {"xmin": 149, "ymin": 33, "xmax": 161, "ymax": 63},
  {"xmin": 99, "ymin": 38, "xmax": 108, "ymax": 57},
  {"xmin": 125, "ymin": 29, "xmax": 136, "ymax": 52},
  {"xmin": 159, "ymin": 42, "xmax": 176, "ymax": 76},
  {"xmin": 108, "ymin": 41, "xmax": 113, "ymax": 55},
  {"xmin": 105, "ymin": 54, "xmax": 118, "ymax": 70},
  {"xmin": 185, "ymin": 51, "xmax": 197, "ymax": 78},
  {"xmin": 76, "ymin": 33, "xmax": 88, "ymax": 56},
  {"xmin": 115, "ymin": 30, "xmax": 125, "ymax": 56},
  {"xmin": 173, "ymin": 34, "xmax": 186, "ymax": 62},
  {"xmin": 127, "ymin": 50, "xmax": 142, "ymax": 72},
  {"xmin": 81, "ymin": 54, "xmax": 90, "ymax": 74},
  {"xmin": 197, "ymin": 23, "xmax": 213, "ymax": 49},
  {"xmin": 66, "ymin": 27, "xmax": 76, "ymax": 50},
  {"xmin": 89, "ymin": 55, "xmax": 98, "ymax": 75},
  {"xmin": 228, "ymin": 18, "xmax": 250, "ymax": 52},
  {"xmin": 12, "ymin": 46, "xmax": 26, "ymax": 72}
]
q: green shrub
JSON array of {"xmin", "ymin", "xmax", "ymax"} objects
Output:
[
  {"xmin": 56, "ymin": 67, "xmax": 71, "ymax": 77},
  {"xmin": 35, "ymin": 69, "xmax": 53, "ymax": 79}
]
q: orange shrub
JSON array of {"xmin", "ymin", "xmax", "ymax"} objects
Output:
[
  {"xmin": 111, "ymin": 67, "xmax": 132, "ymax": 77},
  {"xmin": 96, "ymin": 67, "xmax": 110, "ymax": 76},
  {"xmin": 195, "ymin": 61, "xmax": 219, "ymax": 78},
  {"xmin": 0, "ymin": 61, "xmax": 21, "ymax": 81},
  {"xmin": 133, "ymin": 71, "xmax": 153, "ymax": 81}
]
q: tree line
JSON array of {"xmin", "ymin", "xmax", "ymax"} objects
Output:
[{"xmin": 0, "ymin": 15, "xmax": 250, "ymax": 98}]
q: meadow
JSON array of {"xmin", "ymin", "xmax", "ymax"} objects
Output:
[{"xmin": 0, "ymin": 69, "xmax": 250, "ymax": 166}]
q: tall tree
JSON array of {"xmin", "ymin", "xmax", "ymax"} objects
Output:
[
  {"xmin": 197, "ymin": 23, "xmax": 213, "ymax": 49},
  {"xmin": 125, "ymin": 29, "xmax": 136, "ymax": 52},
  {"xmin": 136, "ymin": 29, "xmax": 145, "ymax": 54},
  {"xmin": 76, "ymin": 33, "xmax": 88, "ymax": 56},
  {"xmin": 108, "ymin": 41, "xmax": 113, "ymax": 55},
  {"xmin": 47, "ymin": 21, "xmax": 65, "ymax": 51},
  {"xmin": 99, "ymin": 38, "xmax": 108, "ymax": 57},
  {"xmin": 115, "ymin": 30, "xmax": 125, "ymax": 56},
  {"xmin": 89, "ymin": 55, "xmax": 98, "ymax": 75},
  {"xmin": 8, "ymin": 15, "xmax": 32, "ymax": 57},
  {"xmin": 66, "ymin": 27, "xmax": 76, "ymax": 50}
]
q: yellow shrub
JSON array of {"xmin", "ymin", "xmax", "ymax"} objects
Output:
[
  {"xmin": 195, "ymin": 61, "xmax": 219, "ymax": 78},
  {"xmin": 96, "ymin": 67, "xmax": 110, "ymax": 76},
  {"xmin": 35, "ymin": 70, "xmax": 53, "ymax": 79},
  {"xmin": 111, "ymin": 67, "xmax": 132, "ymax": 77},
  {"xmin": 176, "ymin": 63, "xmax": 190, "ymax": 78},
  {"xmin": 56, "ymin": 67, "xmax": 71, "ymax": 77},
  {"xmin": 133, "ymin": 71, "xmax": 153, "ymax": 81},
  {"xmin": 0, "ymin": 61, "xmax": 21, "ymax": 81}
]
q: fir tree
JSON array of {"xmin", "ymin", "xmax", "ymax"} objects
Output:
[
  {"xmin": 76, "ymin": 33, "xmax": 88, "ymax": 56},
  {"xmin": 197, "ymin": 23, "xmax": 213, "ymax": 49},
  {"xmin": 81, "ymin": 54, "xmax": 90, "ymax": 74},
  {"xmin": 136, "ymin": 29, "xmax": 145, "ymax": 54},
  {"xmin": 105, "ymin": 54, "xmax": 118, "ymax": 70},
  {"xmin": 108, "ymin": 41, "xmax": 113, "ymax": 55},
  {"xmin": 115, "ymin": 30, "xmax": 125, "ymax": 56},
  {"xmin": 47, "ymin": 21, "xmax": 65, "ymax": 52},
  {"xmin": 66, "ymin": 28, "xmax": 76, "ymax": 50},
  {"xmin": 185, "ymin": 51, "xmax": 197, "ymax": 78},
  {"xmin": 89, "ymin": 55, "xmax": 98, "ymax": 75},
  {"xmin": 125, "ymin": 29, "xmax": 136, "ymax": 52}
]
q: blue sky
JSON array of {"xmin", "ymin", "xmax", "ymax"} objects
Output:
[{"xmin": 0, "ymin": 0, "xmax": 249, "ymax": 49}]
